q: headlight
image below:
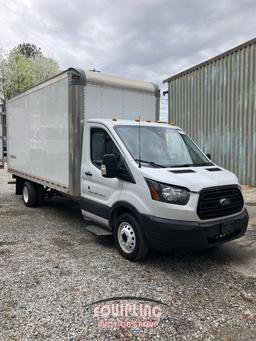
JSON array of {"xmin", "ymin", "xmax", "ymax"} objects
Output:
[{"xmin": 146, "ymin": 179, "xmax": 190, "ymax": 205}]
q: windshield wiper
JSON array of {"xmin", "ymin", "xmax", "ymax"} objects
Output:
[{"xmin": 134, "ymin": 159, "xmax": 167, "ymax": 168}]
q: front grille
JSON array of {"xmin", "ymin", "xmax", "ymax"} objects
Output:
[{"xmin": 197, "ymin": 185, "xmax": 244, "ymax": 220}]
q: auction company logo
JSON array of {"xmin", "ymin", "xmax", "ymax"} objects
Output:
[{"xmin": 86, "ymin": 296, "xmax": 170, "ymax": 329}]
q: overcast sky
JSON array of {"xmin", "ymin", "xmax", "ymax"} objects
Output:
[{"xmin": 1, "ymin": 0, "xmax": 256, "ymax": 117}]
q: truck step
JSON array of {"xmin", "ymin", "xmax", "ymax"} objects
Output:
[{"xmin": 85, "ymin": 224, "xmax": 113, "ymax": 236}]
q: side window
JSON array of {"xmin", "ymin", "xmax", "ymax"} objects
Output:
[{"xmin": 91, "ymin": 128, "xmax": 120, "ymax": 167}]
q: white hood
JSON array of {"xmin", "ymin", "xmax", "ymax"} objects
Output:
[{"xmin": 140, "ymin": 166, "xmax": 239, "ymax": 192}]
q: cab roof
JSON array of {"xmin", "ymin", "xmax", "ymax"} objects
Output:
[{"xmin": 87, "ymin": 118, "xmax": 180, "ymax": 130}]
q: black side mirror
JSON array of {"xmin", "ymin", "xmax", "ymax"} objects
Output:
[
  {"xmin": 206, "ymin": 153, "xmax": 211, "ymax": 160},
  {"xmin": 101, "ymin": 154, "xmax": 118, "ymax": 178}
]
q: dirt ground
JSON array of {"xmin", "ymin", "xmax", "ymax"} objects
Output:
[{"xmin": 0, "ymin": 167, "xmax": 255, "ymax": 340}]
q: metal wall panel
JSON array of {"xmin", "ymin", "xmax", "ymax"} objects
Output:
[{"xmin": 166, "ymin": 39, "xmax": 256, "ymax": 185}]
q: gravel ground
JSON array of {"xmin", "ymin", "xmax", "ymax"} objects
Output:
[{"xmin": 0, "ymin": 168, "xmax": 256, "ymax": 340}]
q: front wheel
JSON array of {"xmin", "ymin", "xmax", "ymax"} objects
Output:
[{"xmin": 114, "ymin": 213, "xmax": 149, "ymax": 261}]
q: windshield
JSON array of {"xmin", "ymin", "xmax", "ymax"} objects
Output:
[{"xmin": 114, "ymin": 125, "xmax": 212, "ymax": 168}]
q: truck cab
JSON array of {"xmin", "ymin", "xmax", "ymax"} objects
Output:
[{"xmin": 80, "ymin": 119, "xmax": 248, "ymax": 260}]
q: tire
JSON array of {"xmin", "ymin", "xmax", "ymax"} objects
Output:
[
  {"xmin": 114, "ymin": 213, "xmax": 149, "ymax": 261},
  {"xmin": 22, "ymin": 182, "xmax": 38, "ymax": 207}
]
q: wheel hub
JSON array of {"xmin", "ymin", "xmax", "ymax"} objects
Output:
[
  {"xmin": 118, "ymin": 222, "xmax": 136, "ymax": 254},
  {"xmin": 23, "ymin": 186, "xmax": 29, "ymax": 203}
]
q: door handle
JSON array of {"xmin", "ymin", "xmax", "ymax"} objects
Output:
[{"xmin": 85, "ymin": 171, "xmax": 92, "ymax": 176}]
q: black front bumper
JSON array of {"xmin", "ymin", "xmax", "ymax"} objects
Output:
[{"xmin": 141, "ymin": 209, "xmax": 249, "ymax": 252}]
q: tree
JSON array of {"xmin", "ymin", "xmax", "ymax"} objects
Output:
[
  {"xmin": 31, "ymin": 55, "xmax": 59, "ymax": 84},
  {"xmin": 0, "ymin": 44, "xmax": 60, "ymax": 110},
  {"xmin": 13, "ymin": 43, "xmax": 42, "ymax": 58}
]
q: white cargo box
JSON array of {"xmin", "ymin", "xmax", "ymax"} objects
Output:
[{"xmin": 7, "ymin": 68, "xmax": 159, "ymax": 196}]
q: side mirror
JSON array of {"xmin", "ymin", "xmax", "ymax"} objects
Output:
[
  {"xmin": 101, "ymin": 154, "xmax": 118, "ymax": 178},
  {"xmin": 206, "ymin": 153, "xmax": 211, "ymax": 160}
]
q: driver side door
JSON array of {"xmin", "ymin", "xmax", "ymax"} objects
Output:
[{"xmin": 80, "ymin": 123, "xmax": 123, "ymax": 224}]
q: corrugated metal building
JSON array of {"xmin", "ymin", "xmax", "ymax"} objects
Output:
[{"xmin": 164, "ymin": 37, "xmax": 256, "ymax": 185}]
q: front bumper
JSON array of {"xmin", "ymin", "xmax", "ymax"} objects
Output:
[{"xmin": 141, "ymin": 209, "xmax": 249, "ymax": 252}]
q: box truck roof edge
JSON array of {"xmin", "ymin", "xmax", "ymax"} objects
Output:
[{"xmin": 7, "ymin": 68, "xmax": 160, "ymax": 102}]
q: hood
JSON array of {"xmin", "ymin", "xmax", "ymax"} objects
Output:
[{"xmin": 140, "ymin": 165, "xmax": 239, "ymax": 192}]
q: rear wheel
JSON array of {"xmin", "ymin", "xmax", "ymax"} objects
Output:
[
  {"xmin": 22, "ymin": 181, "xmax": 44, "ymax": 207},
  {"xmin": 114, "ymin": 213, "xmax": 149, "ymax": 261},
  {"xmin": 22, "ymin": 182, "xmax": 38, "ymax": 207}
]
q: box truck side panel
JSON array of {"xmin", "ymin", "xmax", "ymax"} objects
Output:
[
  {"xmin": 123, "ymin": 90, "xmax": 156, "ymax": 121},
  {"xmin": 7, "ymin": 76, "xmax": 69, "ymax": 188},
  {"xmin": 85, "ymin": 85, "xmax": 157, "ymax": 121},
  {"xmin": 84, "ymin": 71, "xmax": 159, "ymax": 121},
  {"xmin": 85, "ymin": 85, "xmax": 123, "ymax": 120}
]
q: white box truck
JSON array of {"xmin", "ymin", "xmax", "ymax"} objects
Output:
[{"xmin": 6, "ymin": 68, "xmax": 248, "ymax": 260}]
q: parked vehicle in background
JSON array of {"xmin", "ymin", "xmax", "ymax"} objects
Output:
[{"xmin": 6, "ymin": 68, "xmax": 248, "ymax": 260}]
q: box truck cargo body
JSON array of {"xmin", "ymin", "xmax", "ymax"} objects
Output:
[
  {"xmin": 6, "ymin": 68, "xmax": 248, "ymax": 260},
  {"xmin": 7, "ymin": 68, "xmax": 159, "ymax": 196}
]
